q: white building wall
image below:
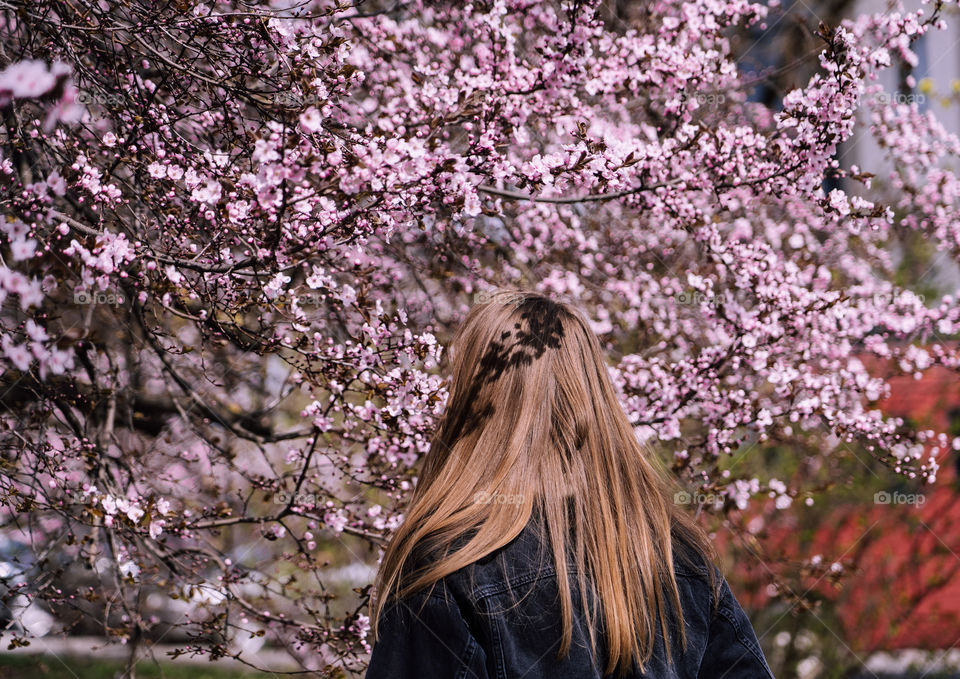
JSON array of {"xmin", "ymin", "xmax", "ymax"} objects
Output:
[{"xmin": 840, "ymin": 0, "xmax": 960, "ymax": 176}]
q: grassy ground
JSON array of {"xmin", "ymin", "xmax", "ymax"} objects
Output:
[{"xmin": 0, "ymin": 654, "xmax": 267, "ymax": 678}]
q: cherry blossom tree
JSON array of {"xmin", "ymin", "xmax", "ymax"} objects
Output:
[{"xmin": 0, "ymin": 0, "xmax": 957, "ymax": 674}]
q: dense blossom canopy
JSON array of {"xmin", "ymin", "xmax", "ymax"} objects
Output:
[{"xmin": 0, "ymin": 0, "xmax": 957, "ymax": 672}]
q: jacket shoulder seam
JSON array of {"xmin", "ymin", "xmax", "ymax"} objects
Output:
[
  {"xmin": 471, "ymin": 565, "xmax": 580, "ymax": 600},
  {"xmin": 715, "ymin": 605, "xmax": 774, "ymax": 677},
  {"xmin": 455, "ymin": 633, "xmax": 480, "ymax": 679}
]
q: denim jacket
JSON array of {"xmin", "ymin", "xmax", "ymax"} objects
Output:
[{"xmin": 366, "ymin": 513, "xmax": 775, "ymax": 679}]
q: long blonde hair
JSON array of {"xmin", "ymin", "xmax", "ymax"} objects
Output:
[{"xmin": 370, "ymin": 289, "xmax": 717, "ymax": 675}]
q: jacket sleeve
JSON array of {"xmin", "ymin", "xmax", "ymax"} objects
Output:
[
  {"xmin": 698, "ymin": 575, "xmax": 776, "ymax": 679},
  {"xmin": 365, "ymin": 585, "xmax": 490, "ymax": 679}
]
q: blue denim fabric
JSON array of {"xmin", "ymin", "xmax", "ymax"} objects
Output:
[{"xmin": 366, "ymin": 514, "xmax": 776, "ymax": 679}]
